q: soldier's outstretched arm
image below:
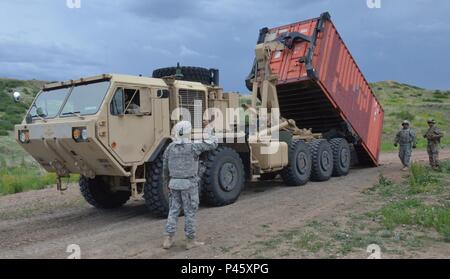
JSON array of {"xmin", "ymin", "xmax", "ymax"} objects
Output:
[{"xmin": 193, "ymin": 127, "xmax": 218, "ymax": 155}]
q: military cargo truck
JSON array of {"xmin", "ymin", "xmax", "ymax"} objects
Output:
[{"xmin": 15, "ymin": 12, "xmax": 383, "ymax": 217}]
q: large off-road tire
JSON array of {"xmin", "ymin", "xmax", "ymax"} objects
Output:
[
  {"xmin": 309, "ymin": 139, "xmax": 334, "ymax": 182},
  {"xmin": 143, "ymin": 155, "xmax": 170, "ymax": 217},
  {"xmin": 280, "ymin": 140, "xmax": 312, "ymax": 186},
  {"xmin": 201, "ymin": 147, "xmax": 245, "ymax": 206},
  {"xmin": 79, "ymin": 176, "xmax": 130, "ymax": 209},
  {"xmin": 329, "ymin": 138, "xmax": 351, "ymax": 177},
  {"xmin": 152, "ymin": 66, "xmax": 212, "ymax": 85},
  {"xmin": 259, "ymin": 172, "xmax": 278, "ymax": 181}
]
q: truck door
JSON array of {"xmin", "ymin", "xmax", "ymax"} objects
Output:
[{"xmin": 107, "ymin": 86, "xmax": 167, "ymax": 164}]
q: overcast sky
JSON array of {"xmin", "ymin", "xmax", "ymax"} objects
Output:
[{"xmin": 0, "ymin": 0, "xmax": 449, "ymax": 92}]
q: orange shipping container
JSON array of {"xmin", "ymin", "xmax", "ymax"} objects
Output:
[{"xmin": 253, "ymin": 12, "xmax": 384, "ymax": 166}]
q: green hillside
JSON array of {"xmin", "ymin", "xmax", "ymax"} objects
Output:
[
  {"xmin": 0, "ymin": 78, "xmax": 62, "ymax": 195},
  {"xmin": 0, "ymin": 78, "xmax": 45, "ymax": 136},
  {"xmin": 370, "ymin": 81, "xmax": 450, "ymax": 151}
]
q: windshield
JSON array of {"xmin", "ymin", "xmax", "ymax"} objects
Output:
[
  {"xmin": 61, "ymin": 81, "xmax": 110, "ymax": 116},
  {"xmin": 30, "ymin": 88, "xmax": 70, "ymax": 118}
]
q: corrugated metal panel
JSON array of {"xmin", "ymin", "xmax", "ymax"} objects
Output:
[{"xmin": 268, "ymin": 13, "xmax": 384, "ymax": 165}]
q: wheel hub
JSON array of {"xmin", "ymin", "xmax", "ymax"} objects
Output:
[
  {"xmin": 321, "ymin": 150, "xmax": 331, "ymax": 171},
  {"xmin": 340, "ymin": 148, "xmax": 349, "ymax": 167},
  {"xmin": 219, "ymin": 162, "xmax": 237, "ymax": 192},
  {"xmin": 296, "ymin": 152, "xmax": 308, "ymax": 174}
]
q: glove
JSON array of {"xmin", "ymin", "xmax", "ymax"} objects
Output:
[
  {"xmin": 413, "ymin": 145, "xmax": 417, "ymax": 149},
  {"xmin": 394, "ymin": 143, "xmax": 398, "ymax": 147}
]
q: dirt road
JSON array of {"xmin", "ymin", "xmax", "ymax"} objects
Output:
[{"xmin": 1, "ymin": 150, "xmax": 449, "ymax": 259}]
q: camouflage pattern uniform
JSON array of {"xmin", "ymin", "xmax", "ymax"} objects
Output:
[
  {"xmin": 394, "ymin": 123, "xmax": 416, "ymax": 168},
  {"xmin": 424, "ymin": 121, "xmax": 443, "ymax": 169},
  {"xmin": 163, "ymin": 122, "xmax": 218, "ymax": 240}
]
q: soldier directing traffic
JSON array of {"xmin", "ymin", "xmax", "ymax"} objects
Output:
[
  {"xmin": 394, "ymin": 120, "xmax": 417, "ymax": 171},
  {"xmin": 423, "ymin": 119, "xmax": 444, "ymax": 170},
  {"xmin": 162, "ymin": 120, "xmax": 218, "ymax": 250}
]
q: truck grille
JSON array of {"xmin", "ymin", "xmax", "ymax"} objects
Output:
[{"xmin": 178, "ymin": 89, "xmax": 206, "ymax": 129}]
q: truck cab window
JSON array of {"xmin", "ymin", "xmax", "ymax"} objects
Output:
[
  {"xmin": 156, "ymin": 89, "xmax": 170, "ymax": 99},
  {"xmin": 124, "ymin": 89, "xmax": 141, "ymax": 115},
  {"xmin": 110, "ymin": 88, "xmax": 141, "ymax": 115},
  {"xmin": 110, "ymin": 88, "xmax": 124, "ymax": 115}
]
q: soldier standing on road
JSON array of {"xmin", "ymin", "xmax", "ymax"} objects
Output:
[
  {"xmin": 394, "ymin": 120, "xmax": 417, "ymax": 171},
  {"xmin": 423, "ymin": 119, "xmax": 444, "ymax": 170},
  {"xmin": 162, "ymin": 120, "xmax": 218, "ymax": 250}
]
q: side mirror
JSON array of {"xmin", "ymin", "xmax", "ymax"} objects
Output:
[{"xmin": 13, "ymin": 92, "xmax": 21, "ymax": 102}]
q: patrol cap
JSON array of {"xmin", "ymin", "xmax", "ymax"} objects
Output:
[
  {"xmin": 427, "ymin": 119, "xmax": 436, "ymax": 124},
  {"xmin": 402, "ymin": 120, "xmax": 410, "ymax": 125}
]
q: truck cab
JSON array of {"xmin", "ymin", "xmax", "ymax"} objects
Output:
[{"xmin": 15, "ymin": 73, "xmax": 243, "ymax": 216}]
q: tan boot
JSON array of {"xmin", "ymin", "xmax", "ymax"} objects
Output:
[
  {"xmin": 401, "ymin": 166, "xmax": 409, "ymax": 171},
  {"xmin": 163, "ymin": 236, "xmax": 174, "ymax": 249},
  {"xmin": 185, "ymin": 238, "xmax": 205, "ymax": 250}
]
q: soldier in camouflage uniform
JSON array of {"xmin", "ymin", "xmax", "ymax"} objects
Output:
[
  {"xmin": 423, "ymin": 119, "xmax": 444, "ymax": 170},
  {"xmin": 394, "ymin": 120, "xmax": 417, "ymax": 171},
  {"xmin": 162, "ymin": 120, "xmax": 218, "ymax": 250}
]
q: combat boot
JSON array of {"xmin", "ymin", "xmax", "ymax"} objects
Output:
[
  {"xmin": 163, "ymin": 236, "xmax": 174, "ymax": 249},
  {"xmin": 185, "ymin": 238, "xmax": 205, "ymax": 250}
]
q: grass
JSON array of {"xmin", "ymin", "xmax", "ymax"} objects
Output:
[
  {"xmin": 440, "ymin": 160, "xmax": 450, "ymax": 175},
  {"xmin": 369, "ymin": 161, "xmax": 450, "ymax": 241},
  {"xmin": 0, "ymin": 165, "xmax": 79, "ymax": 195},
  {"xmin": 250, "ymin": 224, "xmax": 329, "ymax": 257},
  {"xmin": 365, "ymin": 175, "xmax": 405, "ymax": 197},
  {"xmin": 408, "ymin": 163, "xmax": 440, "ymax": 194},
  {"xmin": 0, "ymin": 134, "xmax": 79, "ymax": 195},
  {"xmin": 245, "ymin": 160, "xmax": 450, "ymax": 258},
  {"xmin": 378, "ymin": 200, "xmax": 450, "ymax": 240},
  {"xmin": 0, "ymin": 166, "xmax": 58, "ymax": 195}
]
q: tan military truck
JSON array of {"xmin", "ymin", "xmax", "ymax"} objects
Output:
[
  {"xmin": 15, "ymin": 13, "xmax": 383, "ymax": 217},
  {"xmin": 14, "ymin": 65, "xmax": 326, "ymax": 217}
]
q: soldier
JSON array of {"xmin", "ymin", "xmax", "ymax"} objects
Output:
[
  {"xmin": 394, "ymin": 120, "xmax": 417, "ymax": 171},
  {"xmin": 124, "ymin": 93, "xmax": 140, "ymax": 114},
  {"xmin": 162, "ymin": 120, "xmax": 218, "ymax": 250},
  {"xmin": 423, "ymin": 119, "xmax": 444, "ymax": 170}
]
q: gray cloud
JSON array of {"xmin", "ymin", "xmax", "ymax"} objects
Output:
[{"xmin": 0, "ymin": 0, "xmax": 449, "ymax": 91}]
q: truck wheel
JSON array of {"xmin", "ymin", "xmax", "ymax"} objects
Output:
[
  {"xmin": 281, "ymin": 140, "xmax": 312, "ymax": 186},
  {"xmin": 152, "ymin": 66, "xmax": 212, "ymax": 85},
  {"xmin": 201, "ymin": 147, "xmax": 245, "ymax": 206},
  {"xmin": 143, "ymin": 155, "xmax": 170, "ymax": 217},
  {"xmin": 329, "ymin": 138, "xmax": 351, "ymax": 177},
  {"xmin": 79, "ymin": 176, "xmax": 130, "ymax": 209},
  {"xmin": 259, "ymin": 172, "xmax": 278, "ymax": 181},
  {"xmin": 310, "ymin": 139, "xmax": 334, "ymax": 181}
]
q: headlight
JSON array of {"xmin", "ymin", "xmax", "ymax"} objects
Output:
[
  {"xmin": 18, "ymin": 130, "xmax": 30, "ymax": 144},
  {"xmin": 72, "ymin": 127, "xmax": 89, "ymax": 142}
]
